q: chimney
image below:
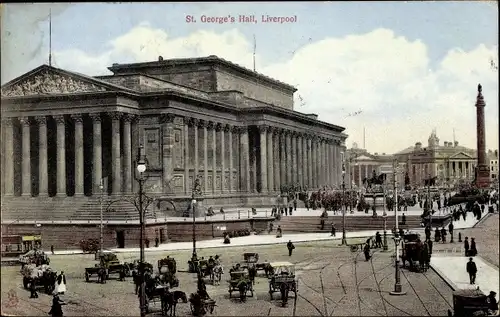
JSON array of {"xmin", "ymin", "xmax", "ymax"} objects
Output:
[{"xmin": 454, "ymin": 141, "xmax": 459, "ymax": 147}]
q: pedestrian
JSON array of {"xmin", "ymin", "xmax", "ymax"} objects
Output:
[
  {"xmin": 320, "ymin": 218, "xmax": 325, "ymax": 230},
  {"xmin": 145, "ymin": 239, "xmax": 150, "ymax": 248},
  {"xmin": 288, "ymin": 205, "xmax": 293, "ymax": 216},
  {"xmin": 331, "ymin": 223, "xmax": 336, "ymax": 237},
  {"xmin": 276, "ymin": 225, "xmax": 282, "ymax": 238},
  {"xmin": 427, "ymin": 238, "xmax": 433, "ymax": 255},
  {"xmin": 488, "ymin": 291, "xmax": 498, "ymax": 315},
  {"xmin": 375, "ymin": 232, "xmax": 382, "ymax": 248},
  {"xmin": 55, "ymin": 271, "xmax": 67, "ymax": 295},
  {"xmin": 466, "ymin": 257, "xmax": 477, "ymax": 285},
  {"xmin": 363, "ymin": 243, "xmax": 371, "ymax": 261},
  {"xmin": 51, "ymin": 245, "xmax": 54, "ymax": 255},
  {"xmin": 268, "ymin": 222, "xmax": 274, "ymax": 234},
  {"xmin": 435, "ymin": 228, "xmax": 441, "ymax": 243},
  {"xmin": 30, "ymin": 278, "xmax": 38, "ymax": 298},
  {"xmin": 155, "ymin": 237, "xmax": 159, "ymax": 248},
  {"xmin": 49, "ymin": 294, "xmax": 66, "ymax": 317},
  {"xmin": 287, "ymin": 240, "xmax": 295, "ymax": 256},
  {"xmin": 293, "ymin": 199, "xmax": 297, "ymax": 211},
  {"xmin": 464, "ymin": 237, "xmax": 470, "ymax": 256},
  {"xmin": 425, "ymin": 226, "xmax": 431, "ymax": 241},
  {"xmin": 470, "ymin": 237, "xmax": 477, "ymax": 256},
  {"xmin": 402, "ymin": 213, "xmax": 406, "ymax": 225}
]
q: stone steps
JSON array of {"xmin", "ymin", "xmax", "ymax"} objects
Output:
[
  {"xmin": 274, "ymin": 215, "xmax": 422, "ymax": 233},
  {"xmin": 1, "ymin": 196, "xmax": 89, "ymax": 221},
  {"xmin": 70, "ymin": 196, "xmax": 157, "ymax": 221}
]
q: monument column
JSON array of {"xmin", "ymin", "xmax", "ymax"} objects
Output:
[
  {"xmin": 258, "ymin": 125, "xmax": 268, "ymax": 193},
  {"xmin": 36, "ymin": 117, "xmax": 48, "ymax": 196},
  {"xmin": 184, "ymin": 118, "xmax": 190, "ymax": 194},
  {"xmin": 54, "ymin": 115, "xmax": 66, "ymax": 196},
  {"xmin": 3, "ymin": 118, "xmax": 14, "ymax": 195},
  {"xmin": 267, "ymin": 126, "xmax": 274, "ymax": 192},
  {"xmin": 475, "ymin": 84, "xmax": 490, "ymax": 188},
  {"xmin": 211, "ymin": 122, "xmax": 217, "ymax": 194},
  {"xmin": 279, "ymin": 130, "xmax": 286, "ymax": 189},
  {"xmin": 20, "ymin": 117, "xmax": 31, "ymax": 196},
  {"xmin": 109, "ymin": 112, "xmax": 122, "ymax": 194},
  {"xmin": 219, "ymin": 124, "xmax": 225, "ymax": 194},
  {"xmin": 285, "ymin": 131, "xmax": 292, "ymax": 184},
  {"xmin": 90, "ymin": 113, "xmax": 102, "ymax": 194},
  {"xmin": 239, "ymin": 126, "xmax": 251, "ymax": 192},
  {"xmin": 161, "ymin": 113, "xmax": 175, "ymax": 194},
  {"xmin": 273, "ymin": 129, "xmax": 280, "ymax": 192},
  {"xmin": 123, "ymin": 114, "xmax": 134, "ymax": 194},
  {"xmin": 228, "ymin": 125, "xmax": 234, "ymax": 193},
  {"xmin": 71, "ymin": 114, "xmax": 85, "ymax": 196}
]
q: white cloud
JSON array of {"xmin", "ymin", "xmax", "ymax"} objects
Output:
[{"xmin": 50, "ymin": 24, "xmax": 499, "ymax": 153}]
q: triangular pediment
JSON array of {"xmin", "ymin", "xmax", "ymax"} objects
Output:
[
  {"xmin": 1, "ymin": 65, "xmax": 128, "ymax": 97},
  {"xmin": 448, "ymin": 151, "xmax": 473, "ymax": 160}
]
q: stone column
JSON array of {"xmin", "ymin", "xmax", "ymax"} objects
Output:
[
  {"xmin": 123, "ymin": 114, "xmax": 134, "ymax": 194},
  {"xmin": 273, "ymin": 129, "xmax": 280, "ymax": 192},
  {"xmin": 258, "ymin": 125, "xmax": 268, "ymax": 193},
  {"xmin": 90, "ymin": 113, "xmax": 102, "ymax": 194},
  {"xmin": 201, "ymin": 120, "xmax": 209, "ymax": 193},
  {"xmin": 219, "ymin": 124, "xmax": 226, "ymax": 194},
  {"xmin": 54, "ymin": 115, "xmax": 66, "ymax": 196},
  {"xmin": 302, "ymin": 135, "xmax": 307, "ymax": 188},
  {"xmin": 307, "ymin": 136, "xmax": 312, "ymax": 189},
  {"xmin": 239, "ymin": 127, "xmax": 250, "ymax": 192},
  {"xmin": 211, "ymin": 122, "xmax": 217, "ymax": 194},
  {"xmin": 290, "ymin": 132, "xmax": 296, "ymax": 184},
  {"xmin": 297, "ymin": 133, "xmax": 303, "ymax": 187},
  {"xmin": 71, "ymin": 114, "xmax": 85, "ymax": 196},
  {"xmin": 3, "ymin": 118, "xmax": 14, "ymax": 195},
  {"xmin": 267, "ymin": 127, "xmax": 274, "ymax": 192},
  {"xmin": 279, "ymin": 130, "xmax": 286, "ymax": 189},
  {"xmin": 285, "ymin": 131, "xmax": 292, "ymax": 185},
  {"xmin": 109, "ymin": 112, "xmax": 122, "ymax": 194},
  {"xmin": 332, "ymin": 141, "xmax": 338, "ymax": 186},
  {"xmin": 161, "ymin": 113, "xmax": 175, "ymax": 194},
  {"xmin": 192, "ymin": 118, "xmax": 200, "ymax": 182},
  {"xmin": 365, "ymin": 164, "xmax": 368, "ymax": 181},
  {"xmin": 184, "ymin": 119, "xmax": 190, "ymax": 194},
  {"xmin": 311, "ymin": 137, "xmax": 317, "ymax": 188},
  {"xmin": 228, "ymin": 125, "xmax": 234, "ymax": 193},
  {"xmin": 35, "ymin": 117, "xmax": 48, "ymax": 196},
  {"xmin": 19, "ymin": 117, "xmax": 31, "ymax": 196}
]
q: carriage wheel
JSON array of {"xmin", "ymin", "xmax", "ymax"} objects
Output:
[{"xmin": 350, "ymin": 245, "xmax": 358, "ymax": 252}]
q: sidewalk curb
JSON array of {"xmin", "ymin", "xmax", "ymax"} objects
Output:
[{"xmin": 430, "ymin": 263, "xmax": 458, "ymax": 291}]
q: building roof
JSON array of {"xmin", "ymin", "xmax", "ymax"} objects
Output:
[{"xmin": 107, "ymin": 55, "xmax": 298, "ymax": 93}]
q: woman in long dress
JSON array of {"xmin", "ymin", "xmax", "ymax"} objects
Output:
[{"xmin": 55, "ymin": 271, "xmax": 67, "ymax": 295}]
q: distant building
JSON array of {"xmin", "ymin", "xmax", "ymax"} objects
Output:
[
  {"xmin": 487, "ymin": 149, "xmax": 499, "ymax": 182},
  {"xmin": 347, "ymin": 130, "xmax": 478, "ymax": 189}
]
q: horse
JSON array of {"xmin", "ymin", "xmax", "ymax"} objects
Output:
[
  {"xmin": 211, "ymin": 265, "xmax": 223, "ymax": 286},
  {"xmin": 97, "ymin": 268, "xmax": 107, "ymax": 284},
  {"xmin": 161, "ymin": 290, "xmax": 188, "ymax": 317},
  {"xmin": 248, "ymin": 265, "xmax": 257, "ymax": 285},
  {"xmin": 280, "ymin": 282, "xmax": 290, "ymax": 307}
]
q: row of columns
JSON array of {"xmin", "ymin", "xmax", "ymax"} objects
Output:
[{"xmin": 2, "ymin": 112, "xmax": 135, "ymax": 197}]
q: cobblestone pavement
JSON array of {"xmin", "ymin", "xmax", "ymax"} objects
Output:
[
  {"xmin": 1, "ymin": 238, "xmax": 455, "ymax": 316},
  {"xmin": 432, "ymin": 213, "xmax": 499, "ymax": 267}
]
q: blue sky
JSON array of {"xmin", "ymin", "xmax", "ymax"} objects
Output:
[{"xmin": 1, "ymin": 2, "xmax": 498, "ymax": 153}]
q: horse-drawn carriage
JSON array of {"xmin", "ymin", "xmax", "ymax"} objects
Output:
[
  {"xmin": 84, "ymin": 252, "xmax": 125, "ymax": 282},
  {"xmin": 189, "ymin": 293, "xmax": 216, "ymax": 316},
  {"xmin": 268, "ymin": 262, "xmax": 297, "ymax": 305},
  {"xmin": 401, "ymin": 232, "xmax": 428, "ymax": 272},
  {"xmin": 158, "ymin": 257, "xmax": 179, "ymax": 288},
  {"xmin": 21, "ymin": 264, "xmax": 57, "ymax": 294},
  {"xmin": 240, "ymin": 253, "xmax": 268, "ymax": 273},
  {"xmin": 19, "ymin": 249, "xmax": 50, "ymax": 267},
  {"xmin": 447, "ymin": 289, "xmax": 491, "ymax": 316},
  {"xmin": 228, "ymin": 268, "xmax": 254, "ymax": 299}
]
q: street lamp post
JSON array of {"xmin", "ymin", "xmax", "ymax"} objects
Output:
[
  {"xmin": 382, "ymin": 183, "xmax": 388, "ymax": 251},
  {"xmin": 390, "ymin": 159, "xmax": 406, "ymax": 296},
  {"xmin": 135, "ymin": 146, "xmax": 149, "ymax": 317},
  {"xmin": 341, "ymin": 154, "xmax": 347, "ymax": 245},
  {"xmin": 99, "ymin": 179, "xmax": 104, "ymax": 255},
  {"xmin": 189, "ymin": 176, "xmax": 202, "ymax": 273}
]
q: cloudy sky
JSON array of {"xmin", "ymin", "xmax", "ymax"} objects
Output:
[{"xmin": 1, "ymin": 2, "xmax": 498, "ymax": 154}]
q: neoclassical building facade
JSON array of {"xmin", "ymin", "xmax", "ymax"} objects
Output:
[{"xmin": 1, "ymin": 56, "xmax": 347, "ymax": 215}]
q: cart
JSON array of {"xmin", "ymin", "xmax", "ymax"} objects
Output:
[
  {"xmin": 189, "ymin": 293, "xmax": 217, "ymax": 316},
  {"xmin": 268, "ymin": 261, "xmax": 298, "ymax": 301},
  {"xmin": 228, "ymin": 269, "xmax": 254, "ymax": 299},
  {"xmin": 448, "ymin": 289, "xmax": 490, "ymax": 317}
]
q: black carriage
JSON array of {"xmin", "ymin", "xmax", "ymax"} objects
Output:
[
  {"xmin": 241, "ymin": 253, "xmax": 268, "ymax": 273},
  {"xmin": 197, "ymin": 260, "xmax": 216, "ymax": 280},
  {"xmin": 189, "ymin": 293, "xmax": 216, "ymax": 316},
  {"xmin": 228, "ymin": 269, "xmax": 254, "ymax": 299},
  {"xmin": 144, "ymin": 284, "xmax": 169, "ymax": 314},
  {"xmin": 21, "ymin": 265, "xmax": 57, "ymax": 294},
  {"xmin": 268, "ymin": 262, "xmax": 297, "ymax": 302},
  {"xmin": 158, "ymin": 258, "xmax": 179, "ymax": 288},
  {"xmin": 85, "ymin": 252, "xmax": 126, "ymax": 282},
  {"xmin": 447, "ymin": 289, "xmax": 490, "ymax": 317},
  {"xmin": 401, "ymin": 232, "xmax": 425, "ymax": 272}
]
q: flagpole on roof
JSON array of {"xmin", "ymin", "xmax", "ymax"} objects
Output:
[
  {"xmin": 49, "ymin": 8, "xmax": 52, "ymax": 67},
  {"xmin": 253, "ymin": 34, "xmax": 256, "ymax": 72}
]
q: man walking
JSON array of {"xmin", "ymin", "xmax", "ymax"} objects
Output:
[
  {"xmin": 287, "ymin": 240, "xmax": 295, "ymax": 256},
  {"xmin": 331, "ymin": 223, "xmax": 336, "ymax": 237},
  {"xmin": 466, "ymin": 257, "xmax": 477, "ymax": 285},
  {"xmin": 464, "ymin": 237, "xmax": 470, "ymax": 256}
]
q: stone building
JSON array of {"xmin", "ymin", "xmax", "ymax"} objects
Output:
[
  {"xmin": 394, "ymin": 130, "xmax": 477, "ymax": 187},
  {"xmin": 487, "ymin": 149, "xmax": 499, "ymax": 183},
  {"xmin": 1, "ymin": 55, "xmax": 347, "ymax": 219}
]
